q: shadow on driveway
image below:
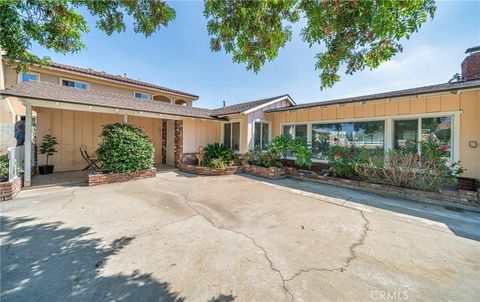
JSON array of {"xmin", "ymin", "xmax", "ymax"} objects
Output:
[
  {"xmin": 0, "ymin": 215, "xmax": 222, "ymax": 302},
  {"xmin": 240, "ymin": 174, "xmax": 480, "ymax": 242}
]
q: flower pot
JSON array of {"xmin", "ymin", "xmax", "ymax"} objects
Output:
[{"xmin": 39, "ymin": 165, "xmax": 54, "ymax": 175}]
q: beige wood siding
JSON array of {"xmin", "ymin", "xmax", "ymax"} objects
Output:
[
  {"xmin": 269, "ymin": 91, "xmax": 480, "ymax": 180},
  {"xmin": 36, "ymin": 108, "xmax": 163, "ymax": 172},
  {"xmin": 182, "ymin": 118, "xmax": 221, "ymax": 153}
]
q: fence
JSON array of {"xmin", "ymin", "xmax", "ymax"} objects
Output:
[{"xmin": 7, "ymin": 145, "xmax": 27, "ymax": 181}]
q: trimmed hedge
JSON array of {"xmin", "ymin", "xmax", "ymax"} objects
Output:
[{"xmin": 96, "ymin": 123, "xmax": 154, "ymax": 173}]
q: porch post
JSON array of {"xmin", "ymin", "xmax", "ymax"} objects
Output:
[
  {"xmin": 24, "ymin": 102, "xmax": 32, "ymax": 187},
  {"xmin": 123, "ymin": 114, "xmax": 128, "ymax": 123}
]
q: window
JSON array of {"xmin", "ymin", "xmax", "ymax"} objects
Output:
[
  {"xmin": 282, "ymin": 124, "xmax": 308, "ymax": 142},
  {"xmin": 134, "ymin": 92, "xmax": 151, "ymax": 100},
  {"xmin": 421, "ymin": 116, "xmax": 452, "ymax": 158},
  {"xmin": 393, "ymin": 116, "xmax": 453, "ymax": 158},
  {"xmin": 254, "ymin": 121, "xmax": 269, "ymax": 150},
  {"xmin": 223, "ymin": 122, "xmax": 240, "ymax": 151},
  {"xmin": 61, "ymin": 79, "xmax": 89, "ymax": 90},
  {"xmin": 20, "ymin": 72, "xmax": 39, "ymax": 82},
  {"xmin": 311, "ymin": 121, "xmax": 384, "ymax": 160}
]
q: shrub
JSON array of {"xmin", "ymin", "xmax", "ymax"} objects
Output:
[
  {"xmin": 268, "ymin": 135, "xmax": 291, "ymax": 159},
  {"xmin": 39, "ymin": 134, "xmax": 58, "ymax": 165},
  {"xmin": 209, "ymin": 158, "xmax": 228, "ymax": 169},
  {"xmin": 202, "ymin": 143, "xmax": 236, "ymax": 168},
  {"xmin": 247, "ymin": 150, "xmax": 282, "ymax": 168},
  {"xmin": 292, "ymin": 143, "xmax": 313, "ymax": 169},
  {"xmin": 0, "ymin": 154, "xmax": 8, "ymax": 182},
  {"xmin": 326, "ymin": 144, "xmax": 381, "ymax": 179},
  {"xmin": 96, "ymin": 123, "xmax": 154, "ymax": 173}
]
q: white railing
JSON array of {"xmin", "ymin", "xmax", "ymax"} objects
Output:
[{"xmin": 7, "ymin": 145, "xmax": 25, "ymax": 180}]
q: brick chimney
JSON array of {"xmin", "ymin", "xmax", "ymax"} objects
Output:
[{"xmin": 462, "ymin": 46, "xmax": 480, "ymax": 81}]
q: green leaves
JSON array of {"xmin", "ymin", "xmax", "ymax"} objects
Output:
[
  {"xmin": 204, "ymin": 0, "xmax": 300, "ymax": 73},
  {"xmin": 39, "ymin": 134, "xmax": 58, "ymax": 165},
  {"xmin": 205, "ymin": 0, "xmax": 436, "ymax": 88},
  {"xmin": 202, "ymin": 143, "xmax": 236, "ymax": 168},
  {"xmin": 1, "ymin": 0, "xmax": 176, "ymax": 71},
  {"xmin": 96, "ymin": 123, "xmax": 154, "ymax": 173}
]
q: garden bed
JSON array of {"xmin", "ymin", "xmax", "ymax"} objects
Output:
[
  {"xmin": 244, "ymin": 164, "xmax": 286, "ymax": 179},
  {"xmin": 178, "ymin": 162, "xmax": 243, "ymax": 176},
  {"xmin": 285, "ymin": 167, "xmax": 480, "ymax": 211},
  {"xmin": 0, "ymin": 176, "xmax": 23, "ymax": 201},
  {"xmin": 88, "ymin": 167, "xmax": 157, "ymax": 186}
]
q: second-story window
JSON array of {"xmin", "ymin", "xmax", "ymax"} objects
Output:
[
  {"xmin": 61, "ymin": 78, "xmax": 89, "ymax": 90},
  {"xmin": 134, "ymin": 92, "xmax": 151, "ymax": 100},
  {"xmin": 20, "ymin": 72, "xmax": 39, "ymax": 82}
]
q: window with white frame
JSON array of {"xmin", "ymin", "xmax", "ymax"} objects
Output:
[
  {"xmin": 282, "ymin": 124, "xmax": 308, "ymax": 142},
  {"xmin": 19, "ymin": 72, "xmax": 39, "ymax": 82},
  {"xmin": 61, "ymin": 78, "xmax": 89, "ymax": 90},
  {"xmin": 223, "ymin": 122, "xmax": 240, "ymax": 151},
  {"xmin": 394, "ymin": 116, "xmax": 452, "ymax": 159},
  {"xmin": 254, "ymin": 121, "xmax": 269, "ymax": 150},
  {"xmin": 311, "ymin": 121, "xmax": 385, "ymax": 160},
  {"xmin": 134, "ymin": 91, "xmax": 151, "ymax": 100}
]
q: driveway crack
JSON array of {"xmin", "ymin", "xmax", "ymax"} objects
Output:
[
  {"xmin": 285, "ymin": 209, "xmax": 371, "ymax": 283},
  {"xmin": 182, "ymin": 200, "xmax": 294, "ymax": 302}
]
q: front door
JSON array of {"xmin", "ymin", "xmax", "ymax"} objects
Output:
[{"xmin": 166, "ymin": 120, "xmax": 175, "ymax": 166}]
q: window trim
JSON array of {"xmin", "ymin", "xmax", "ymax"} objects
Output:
[
  {"xmin": 252, "ymin": 119, "xmax": 271, "ymax": 150},
  {"xmin": 221, "ymin": 119, "xmax": 242, "ymax": 153},
  {"xmin": 279, "ymin": 110, "xmax": 461, "ymax": 163},
  {"xmin": 134, "ymin": 91, "xmax": 151, "ymax": 100},
  {"xmin": 59, "ymin": 77, "xmax": 90, "ymax": 90},
  {"xmin": 18, "ymin": 72, "xmax": 40, "ymax": 83}
]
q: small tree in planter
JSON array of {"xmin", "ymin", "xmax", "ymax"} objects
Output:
[{"xmin": 38, "ymin": 134, "xmax": 58, "ymax": 174}]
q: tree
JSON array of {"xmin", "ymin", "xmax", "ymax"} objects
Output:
[
  {"xmin": 0, "ymin": 0, "xmax": 176, "ymax": 71},
  {"xmin": 205, "ymin": 0, "xmax": 436, "ymax": 89},
  {"xmin": 1, "ymin": 0, "xmax": 436, "ymax": 89}
]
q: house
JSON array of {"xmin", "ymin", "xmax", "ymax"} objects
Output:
[{"xmin": 1, "ymin": 47, "xmax": 479, "ymax": 187}]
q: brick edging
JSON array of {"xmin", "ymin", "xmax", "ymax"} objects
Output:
[
  {"xmin": 178, "ymin": 163, "xmax": 243, "ymax": 176},
  {"xmin": 88, "ymin": 167, "xmax": 157, "ymax": 186},
  {"xmin": 244, "ymin": 164, "xmax": 286, "ymax": 180},
  {"xmin": 284, "ymin": 167, "xmax": 480, "ymax": 211},
  {"xmin": 0, "ymin": 177, "xmax": 22, "ymax": 201}
]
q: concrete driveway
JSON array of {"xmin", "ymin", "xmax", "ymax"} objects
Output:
[{"xmin": 1, "ymin": 170, "xmax": 479, "ymax": 301}]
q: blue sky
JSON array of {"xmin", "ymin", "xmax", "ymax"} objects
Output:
[{"xmin": 31, "ymin": 1, "xmax": 480, "ymax": 109}]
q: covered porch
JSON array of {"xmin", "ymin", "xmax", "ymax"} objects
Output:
[{"xmin": 0, "ymin": 81, "xmax": 217, "ymax": 187}]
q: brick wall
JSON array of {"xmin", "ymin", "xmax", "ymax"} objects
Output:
[
  {"xmin": 174, "ymin": 120, "xmax": 183, "ymax": 166},
  {"xmin": 161, "ymin": 120, "xmax": 167, "ymax": 164},
  {"xmin": 178, "ymin": 162, "xmax": 243, "ymax": 176},
  {"xmin": 0, "ymin": 176, "xmax": 22, "ymax": 201},
  {"xmin": 88, "ymin": 167, "xmax": 157, "ymax": 186}
]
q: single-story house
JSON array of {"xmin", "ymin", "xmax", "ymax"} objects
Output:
[{"xmin": 1, "ymin": 46, "xmax": 479, "ymax": 186}]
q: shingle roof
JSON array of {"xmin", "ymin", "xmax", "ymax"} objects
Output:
[
  {"xmin": 43, "ymin": 62, "xmax": 199, "ymax": 99},
  {"xmin": 0, "ymin": 81, "xmax": 213, "ymax": 119},
  {"xmin": 211, "ymin": 94, "xmax": 292, "ymax": 116},
  {"xmin": 266, "ymin": 80, "xmax": 480, "ymax": 113}
]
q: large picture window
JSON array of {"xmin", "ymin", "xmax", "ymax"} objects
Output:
[
  {"xmin": 223, "ymin": 122, "xmax": 240, "ymax": 151},
  {"xmin": 311, "ymin": 121, "xmax": 384, "ymax": 160},
  {"xmin": 254, "ymin": 121, "xmax": 269, "ymax": 150},
  {"xmin": 282, "ymin": 124, "xmax": 307, "ymax": 142}
]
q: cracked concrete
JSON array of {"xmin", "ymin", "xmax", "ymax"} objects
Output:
[{"xmin": 1, "ymin": 170, "xmax": 479, "ymax": 301}]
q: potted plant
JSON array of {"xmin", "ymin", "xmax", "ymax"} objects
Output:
[{"xmin": 38, "ymin": 134, "xmax": 58, "ymax": 174}]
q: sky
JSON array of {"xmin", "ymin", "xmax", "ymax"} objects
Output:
[{"xmin": 31, "ymin": 0, "xmax": 480, "ymax": 109}]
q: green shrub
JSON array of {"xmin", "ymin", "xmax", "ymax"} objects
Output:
[
  {"xmin": 209, "ymin": 158, "xmax": 228, "ymax": 169},
  {"xmin": 202, "ymin": 143, "xmax": 236, "ymax": 168},
  {"xmin": 0, "ymin": 154, "xmax": 8, "ymax": 182},
  {"xmin": 96, "ymin": 123, "xmax": 154, "ymax": 173},
  {"xmin": 247, "ymin": 150, "xmax": 282, "ymax": 168},
  {"xmin": 268, "ymin": 135, "xmax": 291, "ymax": 159},
  {"xmin": 291, "ymin": 142, "xmax": 313, "ymax": 169},
  {"xmin": 326, "ymin": 144, "xmax": 379, "ymax": 179}
]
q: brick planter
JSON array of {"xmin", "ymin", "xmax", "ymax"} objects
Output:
[
  {"xmin": 178, "ymin": 162, "xmax": 243, "ymax": 176},
  {"xmin": 244, "ymin": 164, "xmax": 286, "ymax": 179},
  {"xmin": 285, "ymin": 167, "xmax": 480, "ymax": 211},
  {"xmin": 0, "ymin": 177, "xmax": 22, "ymax": 201},
  {"xmin": 88, "ymin": 167, "xmax": 157, "ymax": 186}
]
